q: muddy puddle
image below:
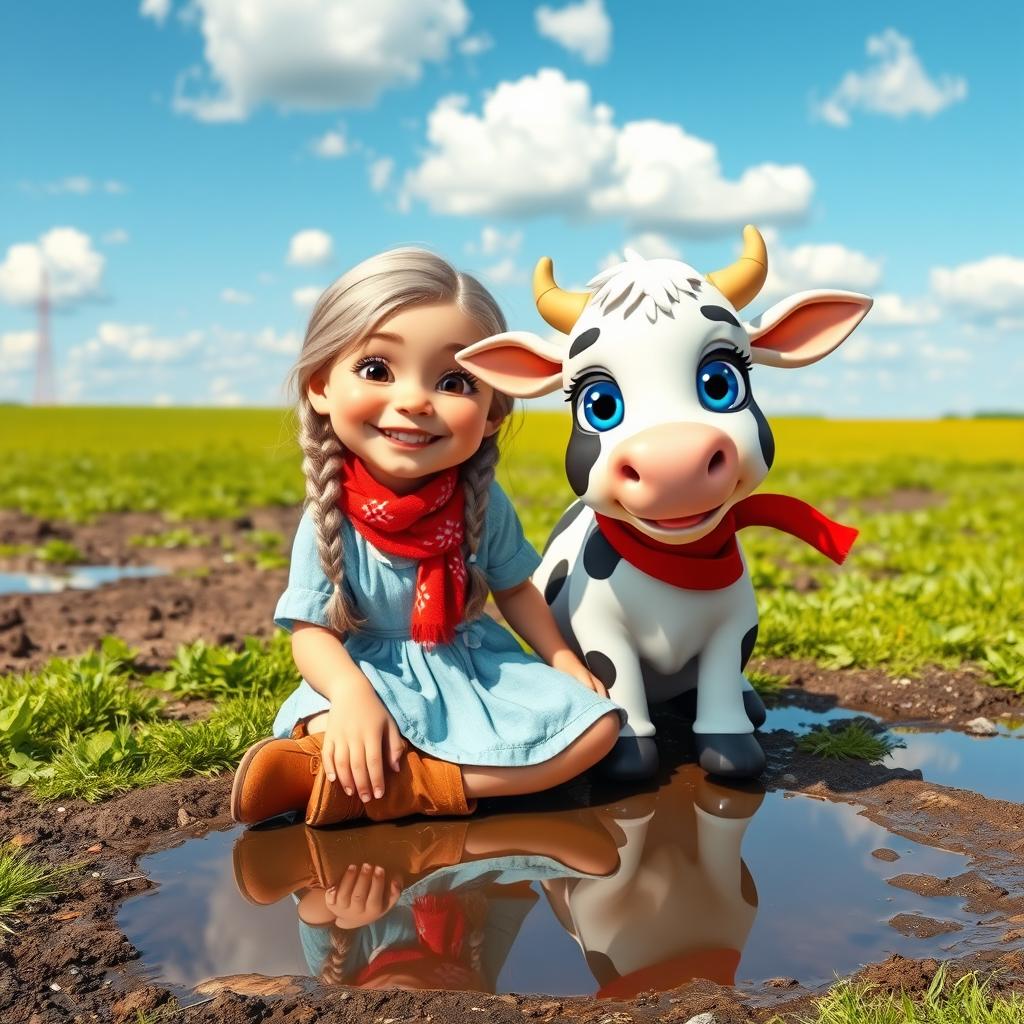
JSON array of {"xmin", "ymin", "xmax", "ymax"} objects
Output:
[
  {"xmin": 118, "ymin": 764, "xmax": 993, "ymax": 1000},
  {"xmin": 765, "ymin": 704, "xmax": 1024, "ymax": 804},
  {"xmin": 0, "ymin": 565, "xmax": 166, "ymax": 594}
]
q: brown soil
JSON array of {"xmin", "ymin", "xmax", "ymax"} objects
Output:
[{"xmin": 3, "ymin": 509, "xmax": 1024, "ymax": 1022}]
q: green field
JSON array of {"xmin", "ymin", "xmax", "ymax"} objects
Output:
[{"xmin": 2, "ymin": 408, "xmax": 1022, "ymax": 690}]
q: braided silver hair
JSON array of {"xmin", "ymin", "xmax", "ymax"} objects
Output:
[{"xmin": 289, "ymin": 247, "xmax": 512, "ymax": 636}]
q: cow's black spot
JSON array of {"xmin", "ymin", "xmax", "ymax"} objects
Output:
[
  {"xmin": 544, "ymin": 559, "xmax": 569, "ymax": 605},
  {"xmin": 748, "ymin": 397, "xmax": 775, "ymax": 469},
  {"xmin": 740, "ymin": 624, "xmax": 758, "ymax": 669},
  {"xmin": 584, "ymin": 650, "xmax": 617, "ymax": 687},
  {"xmin": 565, "ymin": 428, "xmax": 601, "ymax": 496},
  {"xmin": 542, "ymin": 500, "xmax": 585, "ymax": 555},
  {"xmin": 700, "ymin": 304, "xmax": 741, "ymax": 328},
  {"xmin": 569, "ymin": 327, "xmax": 600, "ymax": 359},
  {"xmin": 583, "ymin": 527, "xmax": 621, "ymax": 580}
]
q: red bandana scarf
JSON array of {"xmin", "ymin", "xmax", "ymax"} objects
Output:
[
  {"xmin": 595, "ymin": 493, "xmax": 858, "ymax": 591},
  {"xmin": 339, "ymin": 456, "xmax": 467, "ymax": 646}
]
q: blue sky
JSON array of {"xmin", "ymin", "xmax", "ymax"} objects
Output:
[{"xmin": 1, "ymin": 0, "xmax": 1021, "ymax": 416}]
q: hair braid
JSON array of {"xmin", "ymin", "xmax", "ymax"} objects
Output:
[
  {"xmin": 319, "ymin": 926, "xmax": 354, "ymax": 987},
  {"xmin": 459, "ymin": 431, "xmax": 501, "ymax": 622},
  {"xmin": 299, "ymin": 399, "xmax": 363, "ymax": 635}
]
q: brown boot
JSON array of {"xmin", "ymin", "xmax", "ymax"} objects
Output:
[
  {"xmin": 232, "ymin": 823, "xmax": 317, "ymax": 904},
  {"xmin": 230, "ymin": 733, "xmax": 326, "ymax": 825},
  {"xmin": 306, "ymin": 748, "xmax": 476, "ymax": 828}
]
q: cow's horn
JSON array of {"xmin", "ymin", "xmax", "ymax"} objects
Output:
[
  {"xmin": 706, "ymin": 225, "xmax": 768, "ymax": 311},
  {"xmin": 533, "ymin": 257, "xmax": 591, "ymax": 333}
]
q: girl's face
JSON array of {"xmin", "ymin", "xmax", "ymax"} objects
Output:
[{"xmin": 308, "ymin": 302, "xmax": 503, "ymax": 494}]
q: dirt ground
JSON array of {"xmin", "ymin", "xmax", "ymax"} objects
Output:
[{"xmin": 2, "ymin": 508, "xmax": 1024, "ymax": 1023}]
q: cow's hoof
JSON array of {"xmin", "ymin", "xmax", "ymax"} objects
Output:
[
  {"xmin": 743, "ymin": 689, "xmax": 767, "ymax": 728},
  {"xmin": 598, "ymin": 736, "xmax": 659, "ymax": 781},
  {"xmin": 695, "ymin": 733, "xmax": 766, "ymax": 779}
]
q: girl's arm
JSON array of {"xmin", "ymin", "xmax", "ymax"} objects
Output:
[
  {"xmin": 292, "ymin": 623, "xmax": 407, "ymax": 802},
  {"xmin": 492, "ymin": 581, "xmax": 608, "ymax": 697}
]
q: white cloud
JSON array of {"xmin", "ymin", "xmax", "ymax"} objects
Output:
[
  {"xmin": 140, "ymin": 0, "xmax": 172, "ymax": 25},
  {"xmin": 758, "ymin": 230, "xmax": 881, "ymax": 303},
  {"xmin": 536, "ymin": 0, "xmax": 611, "ymax": 65},
  {"xmin": 870, "ymin": 293, "xmax": 940, "ymax": 326},
  {"xmin": 210, "ymin": 376, "xmax": 243, "ymax": 406},
  {"xmin": 310, "ymin": 129, "xmax": 347, "ymax": 158},
  {"xmin": 0, "ymin": 228, "xmax": 106, "ymax": 309},
  {"xmin": 838, "ymin": 334, "xmax": 902, "ymax": 364},
  {"xmin": 481, "ymin": 258, "xmax": 525, "ymax": 285},
  {"xmin": 368, "ymin": 157, "xmax": 394, "ymax": 193},
  {"xmin": 152, "ymin": 392, "xmax": 174, "ymax": 406},
  {"xmin": 472, "ymin": 226, "xmax": 523, "ymax": 256},
  {"xmin": 930, "ymin": 256, "xmax": 1024, "ymax": 314},
  {"xmin": 287, "ymin": 229, "xmax": 333, "ymax": 267},
  {"xmin": 20, "ymin": 177, "xmax": 127, "ymax": 196},
  {"xmin": 813, "ymin": 29, "xmax": 967, "ymax": 127},
  {"xmin": 458, "ymin": 32, "xmax": 493, "ymax": 57},
  {"xmin": 624, "ymin": 232, "xmax": 681, "ymax": 261},
  {"xmin": 255, "ymin": 327, "xmax": 302, "ymax": 354},
  {"xmin": 1, "ymin": 330, "xmax": 38, "ymax": 371},
  {"xmin": 220, "ymin": 287, "xmax": 253, "ymax": 305},
  {"xmin": 403, "ymin": 70, "xmax": 813, "ymax": 233},
  {"xmin": 103, "ymin": 228, "xmax": 130, "ymax": 245},
  {"xmin": 171, "ymin": 0, "xmax": 470, "ymax": 122},
  {"xmin": 919, "ymin": 342, "xmax": 970, "ymax": 364},
  {"xmin": 292, "ymin": 286, "xmax": 322, "ymax": 311},
  {"xmin": 73, "ymin": 322, "xmax": 203, "ymax": 364}
]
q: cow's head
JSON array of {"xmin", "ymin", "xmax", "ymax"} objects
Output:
[{"xmin": 457, "ymin": 226, "xmax": 872, "ymax": 545}]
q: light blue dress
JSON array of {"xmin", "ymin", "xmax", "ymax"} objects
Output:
[{"xmin": 272, "ymin": 481, "xmax": 621, "ymax": 766}]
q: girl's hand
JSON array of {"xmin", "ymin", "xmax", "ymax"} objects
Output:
[
  {"xmin": 326, "ymin": 863, "xmax": 403, "ymax": 929},
  {"xmin": 550, "ymin": 649, "xmax": 608, "ymax": 699},
  {"xmin": 321, "ymin": 676, "xmax": 407, "ymax": 802}
]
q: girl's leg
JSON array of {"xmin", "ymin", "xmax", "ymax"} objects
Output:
[{"xmin": 461, "ymin": 711, "xmax": 619, "ymax": 800}]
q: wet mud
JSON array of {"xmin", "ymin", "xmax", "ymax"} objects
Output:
[{"xmin": 2, "ymin": 509, "xmax": 1024, "ymax": 1022}]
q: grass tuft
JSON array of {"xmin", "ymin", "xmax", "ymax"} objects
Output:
[
  {"xmin": 747, "ymin": 669, "xmax": 790, "ymax": 700},
  {"xmin": 776, "ymin": 967, "xmax": 1024, "ymax": 1024},
  {"xmin": 0, "ymin": 846, "xmax": 73, "ymax": 929},
  {"xmin": 796, "ymin": 721, "xmax": 905, "ymax": 764}
]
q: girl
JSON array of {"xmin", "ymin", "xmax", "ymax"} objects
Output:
[{"xmin": 231, "ymin": 248, "xmax": 623, "ymax": 827}]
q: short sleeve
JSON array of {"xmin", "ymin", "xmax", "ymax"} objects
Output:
[
  {"xmin": 273, "ymin": 508, "xmax": 334, "ymax": 631},
  {"xmin": 480, "ymin": 481, "xmax": 542, "ymax": 593}
]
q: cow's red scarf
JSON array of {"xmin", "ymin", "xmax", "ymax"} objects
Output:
[
  {"xmin": 339, "ymin": 456, "xmax": 466, "ymax": 646},
  {"xmin": 595, "ymin": 493, "xmax": 858, "ymax": 591}
]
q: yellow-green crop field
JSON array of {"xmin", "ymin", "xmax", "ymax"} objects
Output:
[{"xmin": 2, "ymin": 407, "xmax": 1023, "ymax": 690}]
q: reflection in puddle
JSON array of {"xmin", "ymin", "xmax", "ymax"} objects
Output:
[
  {"xmin": 765, "ymin": 705, "xmax": 1024, "ymax": 804},
  {"xmin": 0, "ymin": 566, "xmax": 166, "ymax": 594},
  {"xmin": 119, "ymin": 766, "xmax": 973, "ymax": 998}
]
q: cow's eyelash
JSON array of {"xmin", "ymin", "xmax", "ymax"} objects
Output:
[
  {"xmin": 564, "ymin": 369, "xmax": 611, "ymax": 403},
  {"xmin": 707, "ymin": 344, "xmax": 753, "ymax": 372}
]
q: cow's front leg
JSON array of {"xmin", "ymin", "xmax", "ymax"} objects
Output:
[
  {"xmin": 693, "ymin": 628, "xmax": 766, "ymax": 779},
  {"xmin": 576, "ymin": 628, "xmax": 659, "ymax": 781}
]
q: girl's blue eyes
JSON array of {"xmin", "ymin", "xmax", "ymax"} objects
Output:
[
  {"xmin": 352, "ymin": 357, "xmax": 478, "ymax": 394},
  {"xmin": 696, "ymin": 357, "xmax": 748, "ymax": 412}
]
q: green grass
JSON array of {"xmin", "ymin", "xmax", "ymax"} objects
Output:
[
  {"xmin": 0, "ymin": 846, "xmax": 72, "ymax": 928},
  {"xmin": 797, "ymin": 721, "xmax": 905, "ymax": 764},
  {"xmin": 1, "ymin": 409, "xmax": 1022, "ymax": 689},
  {"xmin": 0, "ymin": 634, "xmax": 299, "ymax": 801},
  {"xmin": 777, "ymin": 968, "xmax": 1024, "ymax": 1024},
  {"xmin": 35, "ymin": 539, "xmax": 84, "ymax": 565},
  {"xmin": 746, "ymin": 669, "xmax": 790, "ymax": 700},
  {"xmin": 129, "ymin": 528, "xmax": 210, "ymax": 549}
]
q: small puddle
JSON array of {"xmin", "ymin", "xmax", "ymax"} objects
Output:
[
  {"xmin": 765, "ymin": 704, "xmax": 1024, "ymax": 804},
  {"xmin": 0, "ymin": 566, "xmax": 166, "ymax": 595},
  {"xmin": 119, "ymin": 765, "xmax": 982, "ymax": 999}
]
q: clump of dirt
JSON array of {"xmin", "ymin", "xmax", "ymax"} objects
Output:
[{"xmin": 888, "ymin": 914, "xmax": 963, "ymax": 939}]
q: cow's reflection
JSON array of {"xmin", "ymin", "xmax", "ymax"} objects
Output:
[
  {"xmin": 231, "ymin": 765, "xmax": 764, "ymax": 994},
  {"xmin": 543, "ymin": 766, "xmax": 763, "ymax": 997}
]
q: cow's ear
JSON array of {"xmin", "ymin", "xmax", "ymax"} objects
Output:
[
  {"xmin": 456, "ymin": 332, "xmax": 564, "ymax": 398},
  {"xmin": 745, "ymin": 291, "xmax": 873, "ymax": 368}
]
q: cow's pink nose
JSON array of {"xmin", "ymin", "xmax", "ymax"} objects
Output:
[{"xmin": 608, "ymin": 423, "xmax": 739, "ymax": 520}]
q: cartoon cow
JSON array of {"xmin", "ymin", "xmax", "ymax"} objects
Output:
[{"xmin": 458, "ymin": 226, "xmax": 869, "ymax": 780}]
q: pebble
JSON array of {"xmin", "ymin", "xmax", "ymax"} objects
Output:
[
  {"xmin": 49, "ymin": 983, "xmax": 62, "ymax": 992},
  {"xmin": 56, "ymin": 807, "xmax": 66, "ymax": 814},
  {"xmin": 965, "ymin": 716, "xmax": 998, "ymax": 736},
  {"xmin": 684, "ymin": 1014, "xmax": 717, "ymax": 1024},
  {"xmin": 781, "ymin": 773, "xmax": 798, "ymax": 785}
]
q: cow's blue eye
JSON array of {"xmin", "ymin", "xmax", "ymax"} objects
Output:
[
  {"xmin": 697, "ymin": 358, "xmax": 747, "ymax": 412},
  {"xmin": 577, "ymin": 380, "xmax": 624, "ymax": 432}
]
